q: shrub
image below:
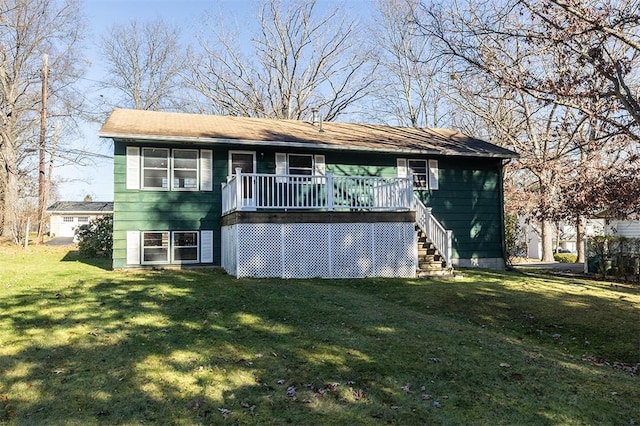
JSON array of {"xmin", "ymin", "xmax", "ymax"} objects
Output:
[
  {"xmin": 504, "ymin": 213, "xmax": 527, "ymax": 264},
  {"xmin": 554, "ymin": 253, "xmax": 577, "ymax": 263},
  {"xmin": 75, "ymin": 216, "xmax": 113, "ymax": 258},
  {"xmin": 586, "ymin": 235, "xmax": 640, "ymax": 280}
]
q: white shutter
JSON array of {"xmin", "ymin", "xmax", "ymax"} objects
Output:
[
  {"xmin": 126, "ymin": 147, "xmax": 140, "ymax": 190},
  {"xmin": 428, "ymin": 159, "xmax": 439, "ymax": 190},
  {"xmin": 314, "ymin": 154, "xmax": 325, "ymax": 184},
  {"xmin": 275, "ymin": 152, "xmax": 287, "ymax": 183},
  {"xmin": 314, "ymin": 155, "xmax": 326, "ymax": 175},
  {"xmin": 201, "ymin": 230, "xmax": 213, "ymax": 263},
  {"xmin": 126, "ymin": 231, "xmax": 140, "ymax": 265},
  {"xmin": 200, "ymin": 149, "xmax": 213, "ymax": 191},
  {"xmin": 397, "ymin": 158, "xmax": 407, "ymax": 177}
]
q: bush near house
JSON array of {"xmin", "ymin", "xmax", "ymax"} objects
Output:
[
  {"xmin": 504, "ymin": 213, "xmax": 527, "ymax": 264},
  {"xmin": 553, "ymin": 253, "xmax": 577, "ymax": 263},
  {"xmin": 587, "ymin": 235, "xmax": 640, "ymax": 281},
  {"xmin": 75, "ymin": 215, "xmax": 113, "ymax": 258}
]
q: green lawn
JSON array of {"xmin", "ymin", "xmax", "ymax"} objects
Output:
[{"xmin": 0, "ymin": 246, "xmax": 638, "ymax": 425}]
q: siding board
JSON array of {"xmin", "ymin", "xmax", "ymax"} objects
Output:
[{"xmin": 112, "ymin": 142, "xmax": 506, "ymax": 268}]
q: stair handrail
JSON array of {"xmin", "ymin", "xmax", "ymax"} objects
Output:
[{"xmin": 414, "ymin": 196, "xmax": 452, "ymax": 268}]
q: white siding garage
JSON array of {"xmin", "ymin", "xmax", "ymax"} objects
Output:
[{"xmin": 47, "ymin": 201, "xmax": 113, "ymax": 239}]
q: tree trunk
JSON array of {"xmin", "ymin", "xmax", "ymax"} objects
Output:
[
  {"xmin": 1, "ymin": 143, "xmax": 18, "ymax": 241},
  {"xmin": 541, "ymin": 219, "xmax": 555, "ymax": 262},
  {"xmin": 575, "ymin": 215, "xmax": 585, "ymax": 263}
]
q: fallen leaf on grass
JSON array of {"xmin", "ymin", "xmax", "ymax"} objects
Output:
[
  {"xmin": 351, "ymin": 388, "xmax": 364, "ymax": 400},
  {"xmin": 286, "ymin": 386, "xmax": 297, "ymax": 397}
]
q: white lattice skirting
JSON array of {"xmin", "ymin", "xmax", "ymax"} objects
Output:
[{"xmin": 221, "ymin": 222, "xmax": 417, "ymax": 278}]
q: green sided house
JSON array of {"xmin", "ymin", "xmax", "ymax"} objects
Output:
[{"xmin": 99, "ymin": 108, "xmax": 517, "ymax": 278}]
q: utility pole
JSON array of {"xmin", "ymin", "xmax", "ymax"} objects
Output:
[{"xmin": 37, "ymin": 54, "xmax": 48, "ymax": 244}]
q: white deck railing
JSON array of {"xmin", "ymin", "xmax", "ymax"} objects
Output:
[
  {"xmin": 221, "ymin": 171, "xmax": 414, "ymax": 215},
  {"xmin": 414, "ymin": 197, "xmax": 453, "ymax": 268}
]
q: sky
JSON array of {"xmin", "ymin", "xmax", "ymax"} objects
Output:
[{"xmin": 55, "ymin": 0, "xmax": 373, "ymax": 202}]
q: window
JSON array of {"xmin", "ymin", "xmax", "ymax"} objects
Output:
[
  {"xmin": 142, "ymin": 148, "xmax": 169, "ymax": 189},
  {"xmin": 128, "ymin": 148, "xmax": 212, "ymax": 192},
  {"xmin": 127, "ymin": 230, "xmax": 214, "ymax": 266},
  {"xmin": 275, "ymin": 153, "xmax": 325, "ymax": 180},
  {"xmin": 173, "ymin": 231, "xmax": 198, "ymax": 263},
  {"xmin": 229, "ymin": 151, "xmax": 255, "ymax": 175},
  {"xmin": 63, "ymin": 216, "xmax": 74, "ymax": 223},
  {"xmin": 173, "ymin": 149, "xmax": 198, "ymax": 190},
  {"xmin": 77, "ymin": 216, "xmax": 89, "ymax": 224},
  {"xmin": 142, "ymin": 231, "xmax": 169, "ymax": 263},
  {"xmin": 408, "ymin": 159, "xmax": 428, "ymax": 188},
  {"xmin": 397, "ymin": 158, "xmax": 439, "ymax": 190},
  {"xmin": 288, "ymin": 154, "xmax": 313, "ymax": 175}
]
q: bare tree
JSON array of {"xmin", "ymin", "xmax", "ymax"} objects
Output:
[
  {"xmin": 518, "ymin": 0, "xmax": 640, "ymax": 140},
  {"xmin": 370, "ymin": 0, "xmax": 446, "ymax": 127},
  {"xmin": 187, "ymin": 0, "xmax": 377, "ymax": 121},
  {"xmin": 0, "ymin": 0, "xmax": 85, "ymax": 242},
  {"xmin": 99, "ymin": 18, "xmax": 188, "ymax": 111}
]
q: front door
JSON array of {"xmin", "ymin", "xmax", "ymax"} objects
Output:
[{"xmin": 229, "ymin": 151, "xmax": 256, "ymax": 208}]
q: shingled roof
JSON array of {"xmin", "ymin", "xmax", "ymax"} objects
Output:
[
  {"xmin": 99, "ymin": 108, "xmax": 517, "ymax": 159},
  {"xmin": 47, "ymin": 201, "xmax": 113, "ymax": 214}
]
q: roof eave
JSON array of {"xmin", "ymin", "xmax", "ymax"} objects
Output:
[
  {"xmin": 99, "ymin": 132, "xmax": 519, "ymax": 160},
  {"xmin": 47, "ymin": 211, "xmax": 113, "ymax": 214}
]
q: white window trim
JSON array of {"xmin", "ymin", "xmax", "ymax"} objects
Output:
[
  {"xmin": 171, "ymin": 149, "xmax": 200, "ymax": 191},
  {"xmin": 287, "ymin": 153, "xmax": 313, "ymax": 175},
  {"xmin": 171, "ymin": 231, "xmax": 200, "ymax": 264},
  {"xmin": 134, "ymin": 230, "xmax": 213, "ymax": 265},
  {"xmin": 228, "ymin": 150, "xmax": 256, "ymax": 176},
  {"xmin": 408, "ymin": 159, "xmax": 428, "ymax": 189},
  {"xmin": 130, "ymin": 148, "xmax": 213, "ymax": 192},
  {"xmin": 141, "ymin": 231, "xmax": 170, "ymax": 265},
  {"xmin": 398, "ymin": 158, "xmax": 439, "ymax": 190},
  {"xmin": 141, "ymin": 148, "xmax": 170, "ymax": 191},
  {"xmin": 276, "ymin": 153, "xmax": 326, "ymax": 180}
]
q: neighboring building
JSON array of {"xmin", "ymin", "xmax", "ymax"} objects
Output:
[
  {"xmin": 47, "ymin": 201, "xmax": 114, "ymax": 239},
  {"xmin": 604, "ymin": 219, "xmax": 640, "ymax": 238},
  {"xmin": 525, "ymin": 216, "xmax": 640, "ymax": 260},
  {"xmin": 99, "ymin": 108, "xmax": 517, "ymax": 277}
]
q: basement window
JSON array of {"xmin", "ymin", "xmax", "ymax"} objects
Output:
[
  {"xmin": 173, "ymin": 231, "xmax": 199, "ymax": 263},
  {"xmin": 142, "ymin": 231, "xmax": 169, "ymax": 264}
]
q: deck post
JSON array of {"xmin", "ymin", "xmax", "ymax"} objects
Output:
[
  {"xmin": 406, "ymin": 173, "xmax": 414, "ymax": 210},
  {"xmin": 235, "ymin": 168, "xmax": 243, "ymax": 211},
  {"xmin": 425, "ymin": 207, "xmax": 432, "ymax": 236},
  {"xmin": 326, "ymin": 173, "xmax": 334, "ymax": 211},
  {"xmin": 446, "ymin": 230, "xmax": 453, "ymax": 268}
]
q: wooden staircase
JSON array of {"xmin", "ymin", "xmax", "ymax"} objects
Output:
[{"xmin": 416, "ymin": 226, "xmax": 452, "ymax": 277}]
